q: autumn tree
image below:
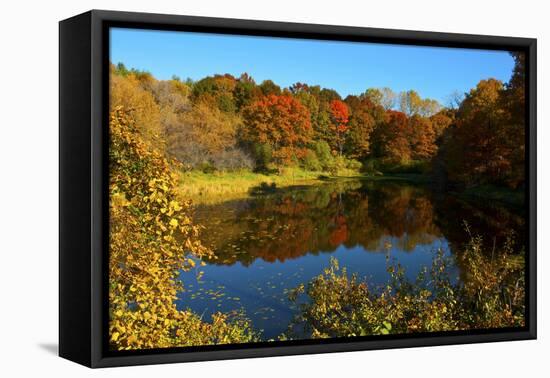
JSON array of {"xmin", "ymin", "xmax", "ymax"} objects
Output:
[
  {"xmin": 329, "ymin": 99, "xmax": 350, "ymax": 156},
  {"xmin": 409, "ymin": 115, "xmax": 437, "ymax": 160},
  {"xmin": 441, "ymin": 78, "xmax": 508, "ymax": 186},
  {"xmin": 234, "ymin": 73, "xmax": 261, "ymax": 111},
  {"xmin": 258, "ymin": 79, "xmax": 282, "ymax": 96},
  {"xmin": 242, "ymin": 94, "xmax": 313, "ymax": 166},
  {"xmin": 399, "ymin": 90, "xmax": 422, "ymax": 116},
  {"xmin": 344, "ymin": 95, "xmax": 377, "ymax": 159},
  {"xmin": 363, "ymin": 87, "xmax": 397, "ymax": 110},
  {"xmin": 399, "ymin": 90, "xmax": 441, "ymax": 117},
  {"xmin": 191, "ymin": 74, "xmax": 238, "ymax": 113},
  {"xmin": 372, "ymin": 110, "xmax": 411, "ymax": 163},
  {"xmin": 110, "ymin": 68, "xmax": 163, "ymax": 149},
  {"xmin": 293, "ymin": 88, "xmax": 322, "ymax": 140},
  {"xmin": 429, "ymin": 110, "xmax": 454, "ymax": 137},
  {"xmin": 150, "ymin": 79, "xmax": 191, "ymax": 153},
  {"xmin": 500, "ymin": 52, "xmax": 526, "ymax": 187},
  {"xmin": 166, "ymin": 100, "xmax": 242, "ymax": 169}
]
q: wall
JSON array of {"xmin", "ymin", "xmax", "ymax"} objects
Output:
[{"xmin": 0, "ymin": 0, "xmax": 546, "ymax": 376}]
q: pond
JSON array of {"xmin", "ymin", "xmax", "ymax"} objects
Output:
[{"xmin": 176, "ymin": 179, "xmax": 525, "ymax": 340}]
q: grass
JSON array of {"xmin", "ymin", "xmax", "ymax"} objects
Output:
[
  {"xmin": 176, "ymin": 167, "xmax": 340, "ymax": 204},
  {"xmin": 176, "ymin": 167, "xmax": 437, "ymax": 205}
]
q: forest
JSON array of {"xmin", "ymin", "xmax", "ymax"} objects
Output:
[
  {"xmin": 111, "ymin": 51, "xmax": 525, "ymax": 194},
  {"xmin": 108, "ymin": 51, "xmax": 526, "ymax": 350}
]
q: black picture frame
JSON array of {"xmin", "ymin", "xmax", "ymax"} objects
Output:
[{"xmin": 59, "ymin": 9, "xmax": 537, "ymax": 368}]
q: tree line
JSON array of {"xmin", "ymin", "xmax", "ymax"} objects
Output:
[{"xmin": 111, "ymin": 52, "xmax": 524, "ymax": 189}]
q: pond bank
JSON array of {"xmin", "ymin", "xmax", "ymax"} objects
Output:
[{"xmin": 176, "ymin": 169, "xmax": 432, "ymax": 205}]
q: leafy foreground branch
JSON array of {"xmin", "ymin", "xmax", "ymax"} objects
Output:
[
  {"xmin": 286, "ymin": 229, "xmax": 525, "ymax": 339},
  {"xmin": 109, "ymin": 107, "xmax": 258, "ymax": 350}
]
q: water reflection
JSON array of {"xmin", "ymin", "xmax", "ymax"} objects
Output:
[{"xmin": 176, "ymin": 180, "xmax": 525, "ymax": 339}]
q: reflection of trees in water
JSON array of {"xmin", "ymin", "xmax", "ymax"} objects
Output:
[
  {"xmin": 194, "ymin": 181, "xmax": 452, "ymax": 266},
  {"xmin": 431, "ymin": 194, "xmax": 526, "ymax": 284},
  {"xmin": 360, "ymin": 183, "xmax": 441, "ymax": 251},
  {"xmin": 193, "ymin": 180, "xmax": 525, "ymax": 266},
  {"xmin": 432, "ymin": 194, "xmax": 526, "ymax": 256}
]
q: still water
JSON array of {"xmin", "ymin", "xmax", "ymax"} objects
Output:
[{"xmin": 176, "ymin": 180, "xmax": 525, "ymax": 339}]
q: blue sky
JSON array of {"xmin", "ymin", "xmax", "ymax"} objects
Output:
[{"xmin": 110, "ymin": 28, "xmax": 515, "ymax": 104}]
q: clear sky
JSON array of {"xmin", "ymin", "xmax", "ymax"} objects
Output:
[{"xmin": 110, "ymin": 27, "xmax": 515, "ymax": 104}]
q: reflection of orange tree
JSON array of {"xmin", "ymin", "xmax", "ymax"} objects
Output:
[
  {"xmin": 196, "ymin": 181, "xmax": 444, "ymax": 266},
  {"xmin": 329, "ymin": 214, "xmax": 349, "ymax": 247},
  {"xmin": 365, "ymin": 184, "xmax": 441, "ymax": 251}
]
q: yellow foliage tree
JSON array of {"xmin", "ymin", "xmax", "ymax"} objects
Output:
[
  {"xmin": 110, "ymin": 72, "xmax": 163, "ymax": 150},
  {"xmin": 166, "ymin": 101, "xmax": 241, "ymax": 168}
]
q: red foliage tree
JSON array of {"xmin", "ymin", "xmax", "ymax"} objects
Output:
[{"xmin": 329, "ymin": 99, "xmax": 350, "ymax": 156}]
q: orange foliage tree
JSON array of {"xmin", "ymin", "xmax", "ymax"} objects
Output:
[
  {"xmin": 443, "ymin": 79, "xmax": 509, "ymax": 186},
  {"xmin": 242, "ymin": 94, "xmax": 313, "ymax": 166},
  {"xmin": 409, "ymin": 115, "xmax": 437, "ymax": 160},
  {"xmin": 373, "ymin": 110, "xmax": 411, "ymax": 164}
]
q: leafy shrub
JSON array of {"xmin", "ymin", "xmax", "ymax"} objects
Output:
[
  {"xmin": 252, "ymin": 142, "xmax": 273, "ymax": 171},
  {"xmin": 286, "ymin": 227, "xmax": 524, "ymax": 338},
  {"xmin": 345, "ymin": 158, "xmax": 362, "ymax": 171},
  {"xmin": 302, "ymin": 149, "xmax": 322, "ymax": 171},
  {"xmin": 199, "ymin": 161, "xmax": 217, "ymax": 174},
  {"xmin": 210, "ymin": 147, "xmax": 255, "ymax": 171},
  {"xmin": 312, "ymin": 141, "xmax": 333, "ymax": 171},
  {"xmin": 327, "ymin": 156, "xmax": 362, "ymax": 176}
]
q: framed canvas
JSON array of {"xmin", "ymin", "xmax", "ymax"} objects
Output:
[{"xmin": 59, "ymin": 10, "xmax": 537, "ymax": 368}]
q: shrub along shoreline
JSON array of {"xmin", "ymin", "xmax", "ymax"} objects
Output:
[{"xmin": 284, "ymin": 226, "xmax": 525, "ymax": 339}]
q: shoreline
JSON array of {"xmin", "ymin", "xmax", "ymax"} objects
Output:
[
  {"xmin": 177, "ymin": 169, "xmax": 523, "ymax": 208},
  {"xmin": 177, "ymin": 169, "xmax": 430, "ymax": 205}
]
